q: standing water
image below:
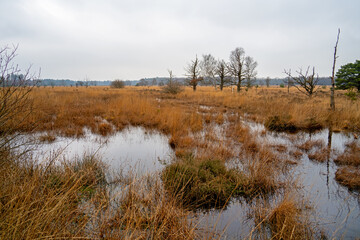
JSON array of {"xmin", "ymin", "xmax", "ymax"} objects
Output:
[{"xmin": 27, "ymin": 123, "xmax": 359, "ymax": 239}]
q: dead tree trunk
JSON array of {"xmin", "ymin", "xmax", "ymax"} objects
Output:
[{"xmin": 330, "ymin": 29, "xmax": 340, "ymax": 110}]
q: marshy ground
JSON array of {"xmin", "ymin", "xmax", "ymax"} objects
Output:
[{"xmin": 1, "ymin": 85, "xmax": 360, "ymax": 239}]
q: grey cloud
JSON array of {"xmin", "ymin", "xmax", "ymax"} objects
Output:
[{"xmin": 1, "ymin": 0, "xmax": 359, "ymax": 80}]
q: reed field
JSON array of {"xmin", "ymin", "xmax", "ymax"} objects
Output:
[{"xmin": 1, "ymin": 85, "xmax": 360, "ymax": 239}]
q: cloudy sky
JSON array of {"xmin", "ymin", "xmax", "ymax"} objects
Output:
[{"xmin": 1, "ymin": 0, "xmax": 359, "ymax": 80}]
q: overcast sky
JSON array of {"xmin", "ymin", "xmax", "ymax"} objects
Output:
[{"xmin": 1, "ymin": 0, "xmax": 359, "ymax": 80}]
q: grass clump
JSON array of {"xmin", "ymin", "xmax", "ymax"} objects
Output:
[
  {"xmin": 308, "ymin": 148, "xmax": 329, "ymax": 163},
  {"xmin": 334, "ymin": 142, "xmax": 360, "ymax": 167},
  {"xmin": 162, "ymin": 155, "xmax": 247, "ymax": 209},
  {"xmin": 0, "ymin": 153, "xmax": 107, "ymax": 239},
  {"xmin": 252, "ymin": 194, "xmax": 323, "ymax": 240},
  {"xmin": 334, "ymin": 142, "xmax": 360, "ymax": 191},
  {"xmin": 265, "ymin": 115, "xmax": 297, "ymax": 132},
  {"xmin": 335, "ymin": 166, "xmax": 360, "ymax": 191}
]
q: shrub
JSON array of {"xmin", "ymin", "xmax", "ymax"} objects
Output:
[
  {"xmin": 162, "ymin": 80, "xmax": 184, "ymax": 94},
  {"xmin": 111, "ymin": 79, "xmax": 125, "ymax": 88}
]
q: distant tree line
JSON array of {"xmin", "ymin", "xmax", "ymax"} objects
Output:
[
  {"xmin": 26, "ymin": 76, "xmax": 332, "ymax": 88},
  {"xmin": 184, "ymin": 47, "xmax": 258, "ymax": 91}
]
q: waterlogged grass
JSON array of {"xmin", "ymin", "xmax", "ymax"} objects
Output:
[
  {"xmin": 0, "ymin": 153, "xmax": 106, "ymax": 239},
  {"xmin": 265, "ymin": 115, "xmax": 323, "ymax": 133},
  {"xmin": 0, "ymin": 152, "xmax": 195, "ymax": 239},
  {"xmin": 252, "ymin": 194, "xmax": 322, "ymax": 240},
  {"xmin": 334, "ymin": 142, "xmax": 360, "ymax": 190},
  {"xmin": 162, "ymin": 155, "xmax": 246, "ymax": 209},
  {"xmin": 162, "ymin": 154, "xmax": 278, "ymax": 210}
]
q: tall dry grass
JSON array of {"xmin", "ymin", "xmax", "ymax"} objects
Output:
[
  {"xmin": 0, "ymin": 151, "xmax": 196, "ymax": 239},
  {"xmin": 11, "ymin": 85, "xmax": 360, "ymax": 139},
  {"xmin": 249, "ymin": 192, "xmax": 323, "ymax": 240}
]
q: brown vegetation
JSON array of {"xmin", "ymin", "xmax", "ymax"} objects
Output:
[
  {"xmin": 335, "ymin": 166, "xmax": 360, "ymax": 191},
  {"xmin": 334, "ymin": 142, "xmax": 360, "ymax": 190},
  {"xmin": 8, "ymin": 85, "xmax": 360, "ymax": 138},
  {"xmin": 251, "ymin": 193, "xmax": 323, "ymax": 240},
  {"xmin": 3, "ymin": 85, "xmax": 359, "ymax": 238},
  {"xmin": 308, "ymin": 148, "xmax": 329, "ymax": 163},
  {"xmin": 334, "ymin": 142, "xmax": 360, "ymax": 166},
  {"xmin": 0, "ymin": 153, "xmax": 196, "ymax": 239}
]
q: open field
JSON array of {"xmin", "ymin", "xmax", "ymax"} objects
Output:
[
  {"xmin": 14, "ymin": 85, "xmax": 360, "ymax": 136},
  {"xmin": 1, "ymin": 85, "xmax": 360, "ymax": 239}
]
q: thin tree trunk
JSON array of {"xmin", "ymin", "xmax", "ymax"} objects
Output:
[{"xmin": 330, "ymin": 29, "xmax": 340, "ymax": 111}]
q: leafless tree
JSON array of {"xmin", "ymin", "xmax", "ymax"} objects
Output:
[
  {"xmin": 200, "ymin": 54, "xmax": 217, "ymax": 89},
  {"xmin": 284, "ymin": 67, "xmax": 319, "ymax": 97},
  {"xmin": 283, "ymin": 76, "xmax": 294, "ymax": 94},
  {"xmin": 265, "ymin": 77, "xmax": 271, "ymax": 87},
  {"xmin": 185, "ymin": 55, "xmax": 203, "ymax": 91},
  {"xmin": 0, "ymin": 45, "xmax": 39, "ymax": 152},
  {"xmin": 215, "ymin": 59, "xmax": 229, "ymax": 91},
  {"xmin": 244, "ymin": 56, "xmax": 258, "ymax": 88},
  {"xmin": 330, "ymin": 29, "xmax": 340, "ymax": 111},
  {"xmin": 228, "ymin": 47, "xmax": 246, "ymax": 92}
]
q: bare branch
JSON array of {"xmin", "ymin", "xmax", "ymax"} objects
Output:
[{"xmin": 284, "ymin": 66, "xmax": 319, "ymax": 97}]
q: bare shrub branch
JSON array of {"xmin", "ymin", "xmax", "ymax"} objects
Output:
[{"xmin": 284, "ymin": 67, "xmax": 319, "ymax": 97}]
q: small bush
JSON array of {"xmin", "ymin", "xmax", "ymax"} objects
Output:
[
  {"xmin": 111, "ymin": 79, "xmax": 125, "ymax": 88},
  {"xmin": 162, "ymin": 80, "xmax": 184, "ymax": 94},
  {"xmin": 344, "ymin": 88, "xmax": 358, "ymax": 101}
]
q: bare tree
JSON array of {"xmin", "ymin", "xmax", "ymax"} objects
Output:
[
  {"xmin": 185, "ymin": 55, "xmax": 203, "ymax": 91},
  {"xmin": 284, "ymin": 67, "xmax": 319, "ymax": 97},
  {"xmin": 200, "ymin": 54, "xmax": 217, "ymax": 89},
  {"xmin": 330, "ymin": 29, "xmax": 340, "ymax": 111},
  {"xmin": 228, "ymin": 47, "xmax": 246, "ymax": 92},
  {"xmin": 0, "ymin": 45, "xmax": 39, "ymax": 152},
  {"xmin": 283, "ymin": 76, "xmax": 294, "ymax": 94},
  {"xmin": 265, "ymin": 77, "xmax": 271, "ymax": 87},
  {"xmin": 215, "ymin": 59, "xmax": 229, "ymax": 91},
  {"xmin": 84, "ymin": 76, "xmax": 90, "ymax": 88},
  {"xmin": 244, "ymin": 56, "xmax": 258, "ymax": 88}
]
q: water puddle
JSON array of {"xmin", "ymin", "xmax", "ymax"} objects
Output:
[{"xmin": 32, "ymin": 126, "xmax": 174, "ymax": 174}]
